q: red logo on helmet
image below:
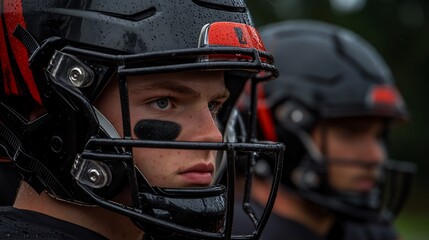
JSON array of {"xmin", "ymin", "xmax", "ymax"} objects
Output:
[
  {"xmin": 369, "ymin": 85, "xmax": 399, "ymax": 106},
  {"xmin": 234, "ymin": 27, "xmax": 248, "ymax": 45},
  {"xmin": 198, "ymin": 22, "xmax": 270, "ymax": 64},
  {"xmin": 204, "ymin": 22, "xmax": 266, "ymax": 51}
]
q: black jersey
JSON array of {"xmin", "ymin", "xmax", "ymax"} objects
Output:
[
  {"xmin": 336, "ymin": 220, "xmax": 397, "ymax": 240},
  {"xmin": 0, "ymin": 206, "xmax": 107, "ymax": 240},
  {"xmin": 233, "ymin": 202, "xmax": 397, "ymax": 240},
  {"xmin": 233, "ymin": 202, "xmax": 325, "ymax": 240}
]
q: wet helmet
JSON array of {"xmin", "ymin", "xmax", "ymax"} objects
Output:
[
  {"xmin": 249, "ymin": 20, "xmax": 415, "ymax": 222},
  {"xmin": 0, "ymin": 1, "xmax": 284, "ymax": 239}
]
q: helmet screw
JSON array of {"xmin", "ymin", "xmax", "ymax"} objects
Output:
[
  {"xmin": 303, "ymin": 170, "xmax": 319, "ymax": 188},
  {"xmin": 291, "ymin": 109, "xmax": 304, "ymax": 123},
  {"xmin": 50, "ymin": 136, "xmax": 63, "ymax": 153},
  {"xmin": 87, "ymin": 168, "xmax": 104, "ymax": 186},
  {"xmin": 68, "ymin": 66, "xmax": 88, "ymax": 87}
]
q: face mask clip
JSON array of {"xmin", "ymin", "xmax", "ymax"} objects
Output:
[
  {"xmin": 47, "ymin": 51, "xmax": 95, "ymax": 88},
  {"xmin": 71, "ymin": 154, "xmax": 112, "ymax": 189}
]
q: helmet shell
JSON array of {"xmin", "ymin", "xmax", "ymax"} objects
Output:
[{"xmin": 261, "ymin": 20, "xmax": 407, "ymax": 123}]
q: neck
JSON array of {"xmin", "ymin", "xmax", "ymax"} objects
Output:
[
  {"xmin": 13, "ymin": 182, "xmax": 144, "ymax": 240},
  {"xmin": 252, "ymin": 178, "xmax": 335, "ymax": 236}
]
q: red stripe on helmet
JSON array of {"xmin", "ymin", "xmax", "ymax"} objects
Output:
[
  {"xmin": 0, "ymin": 13, "xmax": 18, "ymax": 95},
  {"xmin": 4, "ymin": 0, "xmax": 41, "ymax": 104},
  {"xmin": 257, "ymin": 84, "xmax": 277, "ymax": 142},
  {"xmin": 237, "ymin": 83, "xmax": 277, "ymax": 142}
]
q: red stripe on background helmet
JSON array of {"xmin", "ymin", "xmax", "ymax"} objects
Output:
[
  {"xmin": 369, "ymin": 85, "xmax": 400, "ymax": 106},
  {"xmin": 2, "ymin": 0, "xmax": 41, "ymax": 104}
]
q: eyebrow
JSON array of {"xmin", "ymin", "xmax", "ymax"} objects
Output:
[
  {"xmin": 133, "ymin": 80, "xmax": 230, "ymax": 100},
  {"xmin": 145, "ymin": 81, "xmax": 201, "ymax": 97}
]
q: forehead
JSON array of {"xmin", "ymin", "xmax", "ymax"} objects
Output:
[
  {"xmin": 324, "ymin": 116, "xmax": 386, "ymax": 131},
  {"xmin": 327, "ymin": 116, "xmax": 384, "ymax": 124},
  {"xmin": 127, "ymin": 70, "xmax": 227, "ymax": 94}
]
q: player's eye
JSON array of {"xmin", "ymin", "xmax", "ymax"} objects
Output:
[
  {"xmin": 208, "ymin": 101, "xmax": 222, "ymax": 115},
  {"xmin": 151, "ymin": 97, "xmax": 172, "ymax": 110}
]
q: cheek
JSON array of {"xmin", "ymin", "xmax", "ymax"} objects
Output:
[
  {"xmin": 328, "ymin": 164, "xmax": 355, "ymax": 187},
  {"xmin": 325, "ymin": 136, "xmax": 356, "ymax": 160},
  {"xmin": 326, "ymin": 132, "xmax": 362, "ymax": 187},
  {"xmin": 132, "ymin": 147, "xmax": 218, "ymax": 187},
  {"xmin": 133, "ymin": 148, "xmax": 180, "ymax": 187},
  {"xmin": 97, "ymin": 101, "xmax": 124, "ymax": 136}
]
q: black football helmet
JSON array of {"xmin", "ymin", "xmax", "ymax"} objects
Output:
[
  {"xmin": 245, "ymin": 20, "xmax": 416, "ymax": 222},
  {"xmin": 0, "ymin": 1, "xmax": 284, "ymax": 239}
]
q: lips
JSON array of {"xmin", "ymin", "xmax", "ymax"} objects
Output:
[
  {"xmin": 179, "ymin": 163, "xmax": 215, "ymax": 186},
  {"xmin": 353, "ymin": 176, "xmax": 376, "ymax": 192}
]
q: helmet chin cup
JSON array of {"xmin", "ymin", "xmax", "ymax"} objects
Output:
[{"xmin": 134, "ymin": 186, "xmax": 226, "ymax": 239}]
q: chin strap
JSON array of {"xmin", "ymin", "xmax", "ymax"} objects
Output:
[{"xmin": 0, "ymin": 110, "xmax": 72, "ymax": 198}]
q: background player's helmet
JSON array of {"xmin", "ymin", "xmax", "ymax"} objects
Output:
[
  {"xmin": 0, "ymin": 1, "xmax": 284, "ymax": 239},
  {"xmin": 247, "ymin": 20, "xmax": 415, "ymax": 222}
]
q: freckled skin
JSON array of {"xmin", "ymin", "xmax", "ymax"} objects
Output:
[{"xmin": 96, "ymin": 70, "xmax": 228, "ymax": 188}]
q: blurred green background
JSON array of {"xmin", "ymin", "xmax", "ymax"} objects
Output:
[{"xmin": 246, "ymin": 0, "xmax": 429, "ymax": 239}]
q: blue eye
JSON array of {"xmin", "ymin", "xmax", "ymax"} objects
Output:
[
  {"xmin": 208, "ymin": 102, "xmax": 215, "ymax": 112},
  {"xmin": 208, "ymin": 101, "xmax": 221, "ymax": 114},
  {"xmin": 156, "ymin": 98, "xmax": 170, "ymax": 109}
]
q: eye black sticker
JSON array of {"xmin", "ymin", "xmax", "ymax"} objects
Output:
[{"xmin": 134, "ymin": 119, "xmax": 181, "ymax": 141}]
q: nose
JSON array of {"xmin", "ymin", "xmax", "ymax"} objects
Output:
[
  {"xmin": 360, "ymin": 138, "xmax": 385, "ymax": 165},
  {"xmin": 188, "ymin": 107, "xmax": 223, "ymax": 142}
]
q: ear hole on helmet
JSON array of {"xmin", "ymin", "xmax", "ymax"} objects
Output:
[
  {"xmin": 274, "ymin": 101, "xmax": 315, "ymax": 132},
  {"xmin": 291, "ymin": 157, "xmax": 321, "ymax": 190}
]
